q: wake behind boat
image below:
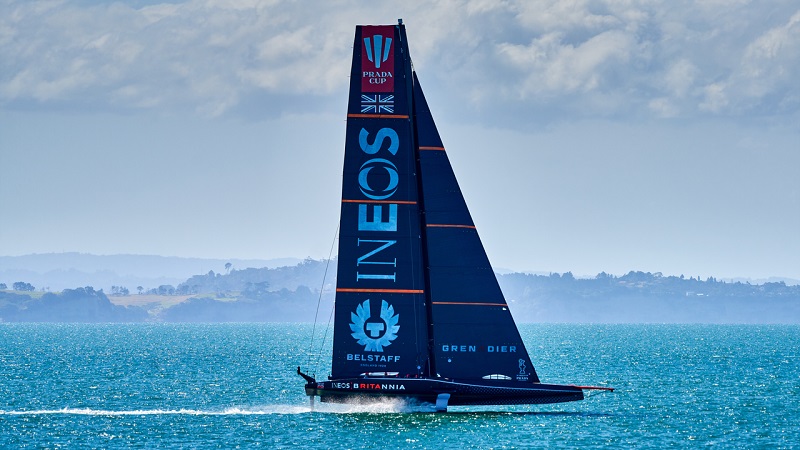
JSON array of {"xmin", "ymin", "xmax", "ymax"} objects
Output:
[{"xmin": 298, "ymin": 20, "xmax": 612, "ymax": 412}]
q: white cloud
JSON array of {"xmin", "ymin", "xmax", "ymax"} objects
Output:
[
  {"xmin": 514, "ymin": 0, "xmax": 623, "ymax": 32},
  {"xmin": 0, "ymin": 0, "xmax": 797, "ymax": 121},
  {"xmin": 733, "ymin": 10, "xmax": 800, "ymax": 112},
  {"xmin": 498, "ymin": 29, "xmax": 636, "ymax": 95},
  {"xmin": 0, "ymin": 0, "xmax": 356, "ymax": 115},
  {"xmin": 662, "ymin": 59, "xmax": 697, "ymax": 98},
  {"xmin": 648, "ymin": 97, "xmax": 678, "ymax": 118},
  {"xmin": 699, "ymin": 82, "xmax": 729, "ymax": 113}
]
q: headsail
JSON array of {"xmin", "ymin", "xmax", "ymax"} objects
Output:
[
  {"xmin": 413, "ymin": 74, "xmax": 540, "ymax": 383},
  {"xmin": 331, "ymin": 25, "xmax": 429, "ymax": 379}
]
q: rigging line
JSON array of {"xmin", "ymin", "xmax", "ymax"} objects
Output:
[
  {"xmin": 315, "ymin": 288, "xmax": 337, "ymax": 381},
  {"xmin": 306, "ymin": 222, "xmax": 339, "ymax": 374},
  {"xmin": 335, "ymin": 288, "xmax": 424, "ymax": 294}
]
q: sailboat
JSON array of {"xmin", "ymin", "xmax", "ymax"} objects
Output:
[{"xmin": 298, "ymin": 21, "xmax": 612, "ymax": 411}]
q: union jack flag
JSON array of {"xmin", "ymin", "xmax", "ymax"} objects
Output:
[{"xmin": 361, "ymin": 95, "xmax": 394, "ymax": 114}]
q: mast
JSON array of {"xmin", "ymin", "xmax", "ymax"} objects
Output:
[
  {"xmin": 399, "ymin": 22, "xmax": 438, "ymax": 378},
  {"xmin": 408, "ymin": 64, "xmax": 438, "ymax": 380}
]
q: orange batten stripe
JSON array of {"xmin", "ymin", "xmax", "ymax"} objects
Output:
[
  {"xmin": 419, "ymin": 146, "xmax": 446, "ymax": 151},
  {"xmin": 427, "ymin": 224, "xmax": 477, "ymax": 229},
  {"xmin": 342, "ymin": 199, "xmax": 417, "ymax": 205},
  {"xmin": 432, "ymin": 302, "xmax": 508, "ymax": 307},
  {"xmin": 337, "ymin": 288, "xmax": 424, "ymax": 294},
  {"xmin": 347, "ymin": 114, "xmax": 409, "ymax": 119}
]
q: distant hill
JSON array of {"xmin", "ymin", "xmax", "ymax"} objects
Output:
[
  {"xmin": 0, "ymin": 287, "xmax": 146, "ymax": 322},
  {"xmin": 0, "ymin": 253, "xmax": 302, "ymax": 292},
  {"xmin": 497, "ymin": 271, "xmax": 800, "ymax": 323},
  {"xmin": 1, "ymin": 254, "xmax": 798, "ymax": 323},
  {"xmin": 177, "ymin": 258, "xmax": 335, "ymax": 294}
]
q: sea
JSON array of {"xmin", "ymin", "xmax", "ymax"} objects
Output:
[{"xmin": 1, "ymin": 323, "xmax": 798, "ymax": 449}]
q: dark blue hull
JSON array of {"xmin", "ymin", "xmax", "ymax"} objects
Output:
[{"xmin": 305, "ymin": 377, "xmax": 584, "ymax": 406}]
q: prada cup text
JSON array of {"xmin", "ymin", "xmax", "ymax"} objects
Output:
[{"xmin": 363, "ymin": 71, "xmax": 393, "ymax": 86}]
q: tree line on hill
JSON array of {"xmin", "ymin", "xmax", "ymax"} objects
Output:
[
  {"xmin": 497, "ymin": 271, "xmax": 799, "ymax": 322},
  {"xmin": 1, "ymin": 262, "xmax": 798, "ymax": 323},
  {"xmin": 1, "ymin": 282, "xmax": 35, "ymax": 291},
  {"xmin": 0, "ymin": 287, "xmax": 147, "ymax": 322}
]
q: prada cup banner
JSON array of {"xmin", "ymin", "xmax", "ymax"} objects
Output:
[{"xmin": 361, "ymin": 26, "xmax": 395, "ymax": 93}]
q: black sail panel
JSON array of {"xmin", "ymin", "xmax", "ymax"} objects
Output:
[
  {"xmin": 331, "ymin": 24, "xmax": 429, "ymax": 379},
  {"xmin": 413, "ymin": 74, "xmax": 540, "ymax": 383}
]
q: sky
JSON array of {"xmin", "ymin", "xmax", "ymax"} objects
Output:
[{"xmin": 1, "ymin": 0, "xmax": 798, "ymax": 280}]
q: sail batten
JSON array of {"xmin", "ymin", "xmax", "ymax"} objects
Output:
[
  {"xmin": 336, "ymin": 288, "xmax": 425, "ymax": 294},
  {"xmin": 341, "ymin": 199, "xmax": 418, "ymax": 205},
  {"xmin": 432, "ymin": 302, "xmax": 508, "ymax": 307},
  {"xmin": 427, "ymin": 224, "xmax": 477, "ymax": 229}
]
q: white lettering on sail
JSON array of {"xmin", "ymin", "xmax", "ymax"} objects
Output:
[
  {"xmin": 358, "ymin": 204, "xmax": 398, "ymax": 231},
  {"xmin": 441, "ymin": 345, "xmax": 517, "ymax": 353},
  {"xmin": 356, "ymin": 272, "xmax": 397, "ymax": 281},
  {"xmin": 363, "ymin": 72, "xmax": 394, "ymax": 87},
  {"xmin": 359, "ymin": 128, "xmax": 398, "ymax": 155},
  {"xmin": 442, "ymin": 345, "xmax": 477, "ymax": 352},
  {"xmin": 356, "ymin": 239, "xmax": 397, "ymax": 266},
  {"xmin": 487, "ymin": 346, "xmax": 517, "ymax": 353},
  {"xmin": 355, "ymin": 126, "xmax": 400, "ymax": 284},
  {"xmin": 346, "ymin": 354, "xmax": 401, "ymax": 362},
  {"xmin": 355, "ymin": 239, "xmax": 397, "ymax": 281},
  {"xmin": 358, "ymin": 158, "xmax": 399, "ymax": 200}
]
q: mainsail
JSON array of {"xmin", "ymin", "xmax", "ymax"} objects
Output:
[
  {"xmin": 300, "ymin": 21, "xmax": 612, "ymax": 409},
  {"xmin": 332, "ymin": 24, "xmax": 429, "ymax": 379}
]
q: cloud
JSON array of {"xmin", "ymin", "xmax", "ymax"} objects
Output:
[
  {"xmin": 489, "ymin": 1, "xmax": 798, "ymax": 122},
  {"xmin": 734, "ymin": 10, "xmax": 800, "ymax": 113},
  {"xmin": 497, "ymin": 29, "xmax": 636, "ymax": 95},
  {"xmin": 0, "ymin": 0, "xmax": 798, "ymax": 122},
  {"xmin": 0, "ymin": 0, "xmax": 356, "ymax": 116}
]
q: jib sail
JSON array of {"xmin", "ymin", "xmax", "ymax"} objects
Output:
[{"xmin": 413, "ymin": 73, "xmax": 540, "ymax": 383}]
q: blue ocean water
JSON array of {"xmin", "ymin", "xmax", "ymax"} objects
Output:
[{"xmin": 1, "ymin": 323, "xmax": 798, "ymax": 448}]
